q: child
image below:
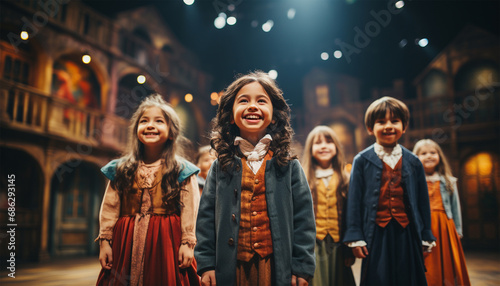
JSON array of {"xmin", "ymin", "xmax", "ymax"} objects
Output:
[
  {"xmin": 195, "ymin": 71, "xmax": 316, "ymax": 286},
  {"xmin": 343, "ymin": 96, "xmax": 436, "ymax": 286},
  {"xmin": 413, "ymin": 139, "xmax": 471, "ymax": 286},
  {"xmin": 195, "ymin": 145, "xmax": 216, "ymax": 194},
  {"xmin": 96, "ymin": 94, "xmax": 201, "ymax": 285},
  {"xmin": 302, "ymin": 126, "xmax": 356, "ymax": 286}
]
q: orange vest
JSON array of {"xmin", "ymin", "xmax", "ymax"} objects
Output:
[
  {"xmin": 237, "ymin": 152, "xmax": 273, "ymax": 261},
  {"xmin": 375, "ymin": 158, "xmax": 409, "ymax": 228},
  {"xmin": 315, "ymin": 174, "xmax": 340, "ymax": 242}
]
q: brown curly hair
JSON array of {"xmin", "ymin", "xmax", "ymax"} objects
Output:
[{"xmin": 210, "ymin": 71, "xmax": 296, "ymax": 173}]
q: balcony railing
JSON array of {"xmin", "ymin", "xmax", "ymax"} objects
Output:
[{"xmin": 0, "ymin": 80, "xmax": 128, "ymax": 151}]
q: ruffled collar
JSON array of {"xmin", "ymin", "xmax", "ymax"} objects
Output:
[
  {"xmin": 425, "ymin": 172, "xmax": 440, "ymax": 182},
  {"xmin": 315, "ymin": 168, "xmax": 334, "ymax": 179},
  {"xmin": 374, "ymin": 143, "xmax": 402, "ymax": 169},
  {"xmin": 234, "ymin": 134, "xmax": 272, "ymax": 161}
]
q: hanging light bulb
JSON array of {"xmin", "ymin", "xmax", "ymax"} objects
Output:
[
  {"xmin": 20, "ymin": 31, "xmax": 29, "ymax": 40},
  {"xmin": 82, "ymin": 52, "xmax": 91, "ymax": 64},
  {"xmin": 137, "ymin": 75, "xmax": 146, "ymax": 84}
]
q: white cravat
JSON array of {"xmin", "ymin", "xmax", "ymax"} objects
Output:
[
  {"xmin": 315, "ymin": 168, "xmax": 334, "ymax": 187},
  {"xmin": 234, "ymin": 134, "xmax": 272, "ymax": 174},
  {"xmin": 374, "ymin": 143, "xmax": 402, "ymax": 169}
]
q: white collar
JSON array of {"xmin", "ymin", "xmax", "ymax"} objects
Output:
[
  {"xmin": 374, "ymin": 143, "xmax": 402, "ymax": 169},
  {"xmin": 315, "ymin": 168, "xmax": 334, "ymax": 179},
  {"xmin": 234, "ymin": 134, "xmax": 272, "ymax": 161},
  {"xmin": 425, "ymin": 172, "xmax": 440, "ymax": 182}
]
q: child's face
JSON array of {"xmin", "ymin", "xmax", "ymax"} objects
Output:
[
  {"xmin": 137, "ymin": 107, "xmax": 170, "ymax": 147},
  {"xmin": 417, "ymin": 145, "xmax": 440, "ymax": 174},
  {"xmin": 311, "ymin": 133, "xmax": 337, "ymax": 169},
  {"xmin": 231, "ymin": 82, "xmax": 273, "ymax": 143},
  {"xmin": 197, "ymin": 152, "xmax": 216, "ymax": 173},
  {"xmin": 368, "ymin": 110, "xmax": 406, "ymax": 147}
]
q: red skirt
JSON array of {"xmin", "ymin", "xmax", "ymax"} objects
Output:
[
  {"xmin": 97, "ymin": 214, "xmax": 200, "ymax": 286},
  {"xmin": 424, "ymin": 210, "xmax": 470, "ymax": 286}
]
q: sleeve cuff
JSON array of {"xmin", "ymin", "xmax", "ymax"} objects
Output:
[{"xmin": 347, "ymin": 240, "xmax": 367, "ymax": 247}]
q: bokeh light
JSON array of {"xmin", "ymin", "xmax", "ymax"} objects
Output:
[
  {"xmin": 262, "ymin": 20, "xmax": 274, "ymax": 32},
  {"xmin": 227, "ymin": 16, "xmax": 237, "ymax": 25},
  {"xmin": 20, "ymin": 31, "xmax": 29, "ymax": 40},
  {"xmin": 268, "ymin": 69, "xmax": 278, "ymax": 79},
  {"xmin": 82, "ymin": 54, "xmax": 91, "ymax": 64}
]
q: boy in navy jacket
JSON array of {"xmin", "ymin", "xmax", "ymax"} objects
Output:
[{"xmin": 343, "ymin": 96, "xmax": 436, "ymax": 286}]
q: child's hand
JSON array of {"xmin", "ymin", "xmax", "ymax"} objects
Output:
[
  {"xmin": 178, "ymin": 243, "xmax": 194, "ymax": 268},
  {"xmin": 201, "ymin": 270, "xmax": 216, "ymax": 286},
  {"xmin": 344, "ymin": 257, "xmax": 356, "ymax": 267},
  {"xmin": 352, "ymin": 246, "xmax": 369, "ymax": 258},
  {"xmin": 291, "ymin": 274, "xmax": 308, "ymax": 286},
  {"xmin": 99, "ymin": 240, "xmax": 113, "ymax": 270}
]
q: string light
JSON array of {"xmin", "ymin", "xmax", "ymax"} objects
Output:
[
  {"xmin": 82, "ymin": 52, "xmax": 91, "ymax": 64},
  {"xmin": 137, "ymin": 75, "xmax": 146, "ymax": 84},
  {"xmin": 20, "ymin": 31, "xmax": 29, "ymax": 40}
]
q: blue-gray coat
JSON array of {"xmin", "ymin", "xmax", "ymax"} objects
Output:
[
  {"xmin": 195, "ymin": 157, "xmax": 316, "ymax": 285},
  {"xmin": 438, "ymin": 175, "xmax": 463, "ymax": 236},
  {"xmin": 343, "ymin": 145, "xmax": 436, "ymax": 249}
]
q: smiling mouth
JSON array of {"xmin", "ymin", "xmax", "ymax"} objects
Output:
[
  {"xmin": 144, "ymin": 132, "xmax": 158, "ymax": 136},
  {"xmin": 244, "ymin": 114, "xmax": 262, "ymax": 120}
]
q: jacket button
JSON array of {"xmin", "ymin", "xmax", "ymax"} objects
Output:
[
  {"xmin": 228, "ymin": 238, "xmax": 234, "ymax": 246},
  {"xmin": 252, "ymin": 227, "xmax": 258, "ymax": 232},
  {"xmin": 255, "ymin": 179, "xmax": 259, "ymax": 184},
  {"xmin": 253, "ymin": 242, "xmax": 259, "ymax": 248},
  {"xmin": 251, "ymin": 196, "xmax": 256, "ymax": 201},
  {"xmin": 232, "ymin": 214, "xmax": 236, "ymax": 221},
  {"xmin": 252, "ymin": 211, "xmax": 257, "ymax": 216}
]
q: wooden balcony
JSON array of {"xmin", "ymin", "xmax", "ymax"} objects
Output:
[{"xmin": 0, "ymin": 80, "xmax": 128, "ymax": 151}]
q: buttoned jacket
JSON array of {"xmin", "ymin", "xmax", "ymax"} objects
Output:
[
  {"xmin": 195, "ymin": 157, "xmax": 316, "ymax": 285},
  {"xmin": 343, "ymin": 145, "xmax": 436, "ymax": 249},
  {"xmin": 438, "ymin": 175, "xmax": 463, "ymax": 236}
]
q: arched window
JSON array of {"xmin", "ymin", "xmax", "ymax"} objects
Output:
[
  {"xmin": 453, "ymin": 60, "xmax": 499, "ymax": 124},
  {"xmin": 455, "ymin": 60, "xmax": 499, "ymax": 93},
  {"xmin": 422, "ymin": 69, "xmax": 447, "ymax": 98},
  {"xmin": 461, "ymin": 152, "xmax": 500, "ymax": 249},
  {"xmin": 115, "ymin": 74, "xmax": 157, "ymax": 119},
  {"xmin": 51, "ymin": 55, "xmax": 101, "ymax": 109}
]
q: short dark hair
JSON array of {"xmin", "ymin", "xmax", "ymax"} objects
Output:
[{"xmin": 364, "ymin": 96, "xmax": 410, "ymax": 130}]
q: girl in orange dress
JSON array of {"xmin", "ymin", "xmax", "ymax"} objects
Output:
[{"xmin": 413, "ymin": 139, "xmax": 470, "ymax": 286}]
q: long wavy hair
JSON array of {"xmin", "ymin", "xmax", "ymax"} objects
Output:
[
  {"xmin": 113, "ymin": 94, "xmax": 188, "ymax": 204},
  {"xmin": 413, "ymin": 139, "xmax": 454, "ymax": 193},
  {"xmin": 301, "ymin": 126, "xmax": 349, "ymax": 212},
  {"xmin": 211, "ymin": 71, "xmax": 295, "ymax": 173}
]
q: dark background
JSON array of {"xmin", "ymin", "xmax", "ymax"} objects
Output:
[{"xmin": 84, "ymin": 0, "xmax": 500, "ymax": 106}]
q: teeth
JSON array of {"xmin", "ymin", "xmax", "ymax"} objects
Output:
[{"xmin": 245, "ymin": 115, "xmax": 260, "ymax": 119}]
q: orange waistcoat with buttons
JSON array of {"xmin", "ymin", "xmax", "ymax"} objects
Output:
[
  {"xmin": 375, "ymin": 158, "xmax": 410, "ymax": 228},
  {"xmin": 237, "ymin": 152, "xmax": 273, "ymax": 262}
]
